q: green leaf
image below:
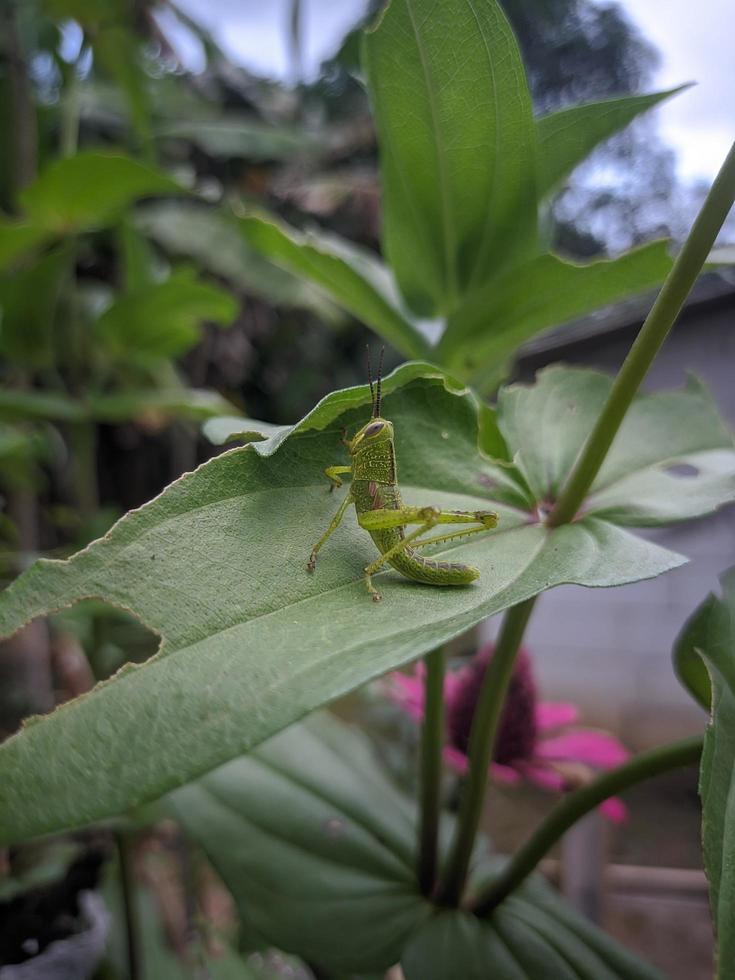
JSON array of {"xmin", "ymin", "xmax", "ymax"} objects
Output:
[
  {"xmin": 402, "ymin": 887, "xmax": 663, "ymax": 979},
  {"xmin": 202, "ymin": 416, "xmax": 287, "ymax": 447},
  {"xmin": 0, "ymin": 388, "xmax": 86, "ymax": 422},
  {"xmin": 95, "ymin": 268, "xmax": 237, "ymax": 361},
  {"xmin": 439, "ymin": 242, "xmax": 672, "ymax": 377},
  {"xmin": 169, "ymin": 714, "xmax": 429, "ymax": 974},
  {"xmin": 0, "ymin": 220, "xmax": 50, "ymax": 271},
  {"xmin": 0, "ymin": 246, "xmax": 71, "ymax": 367},
  {"xmin": 497, "ymin": 368, "xmax": 735, "ymax": 525},
  {"xmin": 362, "ymin": 0, "xmax": 537, "ymax": 316},
  {"xmin": 681, "ymin": 569, "xmax": 735, "ymax": 978},
  {"xmin": 19, "ymin": 152, "xmax": 182, "ymax": 233},
  {"xmin": 87, "ymin": 387, "xmax": 235, "ymax": 423},
  {"xmin": 0, "ymin": 387, "xmax": 233, "ymax": 425},
  {"xmin": 240, "ymin": 211, "xmax": 428, "ymax": 358},
  {"xmin": 1, "ymin": 365, "xmax": 733, "ymax": 843},
  {"xmin": 158, "ymin": 117, "xmax": 322, "ymax": 161},
  {"xmin": 536, "ymin": 87, "xmax": 688, "ymax": 200},
  {"xmin": 136, "ymin": 201, "xmax": 341, "ymax": 320},
  {"xmin": 673, "ymin": 596, "xmax": 715, "ymax": 710},
  {"xmin": 172, "ymin": 713, "xmax": 659, "ymax": 978}
]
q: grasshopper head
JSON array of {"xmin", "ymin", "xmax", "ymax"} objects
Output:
[{"xmin": 348, "ymin": 417, "xmax": 394, "ymax": 455}]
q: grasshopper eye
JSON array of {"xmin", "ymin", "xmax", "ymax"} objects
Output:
[{"xmin": 365, "ymin": 421, "xmax": 384, "ymax": 437}]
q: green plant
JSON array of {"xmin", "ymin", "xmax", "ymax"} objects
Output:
[{"xmin": 1, "ymin": 1, "xmax": 734, "ymax": 977}]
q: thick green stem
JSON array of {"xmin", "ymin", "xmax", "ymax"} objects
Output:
[
  {"xmin": 418, "ymin": 647, "xmax": 445, "ymax": 895},
  {"xmin": 437, "ymin": 597, "xmax": 537, "ymax": 905},
  {"xmin": 548, "ymin": 142, "xmax": 735, "ymax": 528},
  {"xmin": 472, "ymin": 734, "xmax": 703, "ymax": 916}
]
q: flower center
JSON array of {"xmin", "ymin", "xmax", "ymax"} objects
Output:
[{"xmin": 446, "ymin": 647, "xmax": 538, "ymax": 765}]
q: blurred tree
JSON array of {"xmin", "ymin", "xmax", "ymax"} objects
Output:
[{"xmin": 501, "ymin": 0, "xmax": 684, "ymax": 254}]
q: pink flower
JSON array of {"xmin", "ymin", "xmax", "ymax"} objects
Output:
[{"xmin": 386, "ymin": 646, "xmax": 629, "ymax": 822}]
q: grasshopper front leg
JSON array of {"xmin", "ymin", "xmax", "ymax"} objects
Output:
[
  {"xmin": 307, "ymin": 492, "xmax": 353, "ymax": 572},
  {"xmin": 324, "ymin": 465, "xmax": 352, "ymax": 491}
]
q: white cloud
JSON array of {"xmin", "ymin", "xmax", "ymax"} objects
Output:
[
  {"xmin": 174, "ymin": 0, "xmax": 368, "ymax": 83},
  {"xmin": 616, "ymin": 0, "xmax": 735, "ymax": 181}
]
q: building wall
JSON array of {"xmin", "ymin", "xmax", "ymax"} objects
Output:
[{"xmin": 483, "ymin": 301, "xmax": 735, "ymax": 748}]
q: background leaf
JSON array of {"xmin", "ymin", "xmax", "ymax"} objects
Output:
[
  {"xmin": 680, "ymin": 570, "xmax": 735, "ymax": 978},
  {"xmin": 240, "ymin": 212, "xmax": 428, "ymax": 357},
  {"xmin": 362, "ymin": 0, "xmax": 537, "ymax": 316},
  {"xmin": 0, "ymin": 246, "xmax": 71, "ymax": 367},
  {"xmin": 95, "ymin": 268, "xmax": 238, "ymax": 361},
  {"xmin": 136, "ymin": 201, "xmax": 340, "ymax": 317},
  {"xmin": 0, "ymin": 365, "xmax": 732, "ymax": 844},
  {"xmin": 170, "ymin": 714, "xmax": 429, "ymax": 974},
  {"xmin": 402, "ymin": 887, "xmax": 663, "ymax": 979},
  {"xmin": 439, "ymin": 243, "xmax": 672, "ymax": 378},
  {"xmin": 535, "ymin": 87, "xmax": 687, "ymax": 200},
  {"xmin": 172, "ymin": 713, "xmax": 660, "ymax": 978},
  {"xmin": 19, "ymin": 152, "xmax": 182, "ymax": 233},
  {"xmin": 158, "ymin": 117, "xmax": 322, "ymax": 161}
]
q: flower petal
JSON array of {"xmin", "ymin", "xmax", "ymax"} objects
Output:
[
  {"xmin": 600, "ymin": 797, "xmax": 628, "ymax": 823},
  {"xmin": 491, "ymin": 762, "xmax": 523, "ymax": 786},
  {"xmin": 536, "ymin": 701, "xmax": 579, "ymax": 731},
  {"xmin": 384, "ymin": 668, "xmax": 426, "ymax": 721},
  {"xmin": 521, "ymin": 763, "xmax": 568, "ymax": 792},
  {"xmin": 443, "ymin": 745, "xmax": 469, "ymax": 774},
  {"xmin": 536, "ymin": 730, "xmax": 629, "ymax": 769}
]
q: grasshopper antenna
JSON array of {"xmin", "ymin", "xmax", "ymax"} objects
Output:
[
  {"xmin": 375, "ymin": 346, "xmax": 385, "ymax": 418},
  {"xmin": 366, "ymin": 345, "xmax": 376, "ymax": 416}
]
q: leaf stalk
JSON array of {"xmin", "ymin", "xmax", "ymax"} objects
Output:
[
  {"xmin": 437, "ymin": 597, "xmax": 537, "ymax": 905},
  {"xmin": 472, "ymin": 734, "xmax": 703, "ymax": 915},
  {"xmin": 418, "ymin": 646, "xmax": 445, "ymax": 895}
]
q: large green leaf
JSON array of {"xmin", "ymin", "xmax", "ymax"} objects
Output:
[
  {"xmin": 362, "ymin": 0, "xmax": 537, "ymax": 316},
  {"xmin": 19, "ymin": 152, "xmax": 182, "ymax": 233},
  {"xmin": 170, "ymin": 715, "xmax": 428, "ymax": 974},
  {"xmin": 681, "ymin": 570, "xmax": 735, "ymax": 978},
  {"xmin": 439, "ymin": 243, "xmax": 672, "ymax": 379},
  {"xmin": 95, "ymin": 268, "xmax": 237, "ymax": 361},
  {"xmin": 240, "ymin": 212, "xmax": 428, "ymax": 358},
  {"xmin": 0, "ymin": 365, "xmax": 733, "ymax": 844},
  {"xmin": 172, "ymin": 713, "xmax": 660, "ymax": 978},
  {"xmin": 402, "ymin": 889, "xmax": 663, "ymax": 979},
  {"xmin": 536, "ymin": 88, "xmax": 687, "ymax": 200}
]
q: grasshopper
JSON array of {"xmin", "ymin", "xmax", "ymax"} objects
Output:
[{"xmin": 307, "ymin": 350, "xmax": 499, "ymax": 601}]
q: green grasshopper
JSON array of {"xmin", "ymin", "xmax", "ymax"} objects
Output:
[{"xmin": 307, "ymin": 350, "xmax": 499, "ymax": 601}]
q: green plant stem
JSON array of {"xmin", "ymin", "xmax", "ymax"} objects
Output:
[
  {"xmin": 60, "ymin": 56, "xmax": 82, "ymax": 158},
  {"xmin": 472, "ymin": 734, "xmax": 702, "ymax": 916},
  {"xmin": 117, "ymin": 831, "xmax": 142, "ymax": 980},
  {"xmin": 418, "ymin": 646, "xmax": 445, "ymax": 896},
  {"xmin": 437, "ymin": 597, "xmax": 537, "ymax": 906},
  {"xmin": 67, "ymin": 421, "xmax": 99, "ymax": 519},
  {"xmin": 548, "ymin": 141, "xmax": 735, "ymax": 528}
]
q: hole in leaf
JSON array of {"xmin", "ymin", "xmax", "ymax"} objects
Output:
[
  {"xmin": 51, "ymin": 599, "xmax": 160, "ymax": 686},
  {"xmin": 664, "ymin": 462, "xmax": 700, "ymax": 478}
]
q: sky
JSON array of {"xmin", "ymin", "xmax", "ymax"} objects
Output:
[{"xmin": 168, "ymin": 0, "xmax": 733, "ymax": 185}]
